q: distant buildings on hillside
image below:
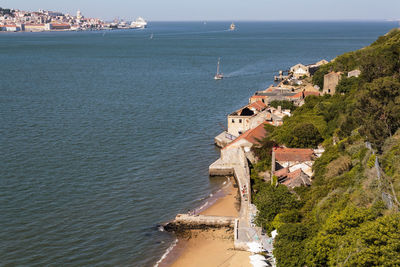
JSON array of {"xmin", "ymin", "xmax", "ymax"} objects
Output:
[{"xmin": 0, "ymin": 8, "xmax": 147, "ymax": 32}]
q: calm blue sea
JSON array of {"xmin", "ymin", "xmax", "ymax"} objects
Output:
[{"xmin": 0, "ymin": 21, "xmax": 396, "ymax": 266}]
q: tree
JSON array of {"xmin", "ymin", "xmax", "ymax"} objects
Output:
[
  {"xmin": 312, "ymin": 64, "xmax": 331, "ymax": 89},
  {"xmin": 252, "ymin": 124, "xmax": 277, "ymax": 171},
  {"xmin": 269, "ymin": 100, "xmax": 297, "ymax": 111},
  {"xmin": 334, "ymin": 213, "xmax": 400, "ymax": 266},
  {"xmin": 274, "ymin": 223, "xmax": 309, "ymax": 267},
  {"xmin": 289, "ymin": 123, "xmax": 323, "ymax": 148},
  {"xmin": 336, "ymin": 76, "xmax": 360, "ymax": 94},
  {"xmin": 254, "ymin": 184, "xmax": 301, "ymax": 232},
  {"xmin": 356, "ymin": 76, "xmax": 400, "ymax": 149},
  {"xmin": 305, "ymin": 205, "xmax": 381, "ymax": 266},
  {"xmin": 360, "ymin": 46, "xmax": 400, "ymax": 82}
]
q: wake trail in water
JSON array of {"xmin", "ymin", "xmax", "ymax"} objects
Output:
[
  {"xmin": 146, "ymin": 28, "xmax": 230, "ymax": 38},
  {"xmin": 222, "ymin": 60, "xmax": 279, "ymax": 78}
]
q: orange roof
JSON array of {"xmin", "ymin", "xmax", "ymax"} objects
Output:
[
  {"xmin": 1, "ymin": 25, "xmax": 18, "ymax": 27},
  {"xmin": 274, "ymin": 167, "xmax": 289, "ymax": 177},
  {"xmin": 250, "ymin": 95, "xmax": 267, "ymax": 99},
  {"xmin": 248, "ymin": 100, "xmax": 267, "ymax": 111},
  {"xmin": 286, "ymin": 168, "xmax": 303, "ymax": 179},
  {"xmin": 273, "ymin": 147, "xmax": 314, "ymax": 162},
  {"xmin": 304, "ymin": 91, "xmax": 320, "ymax": 97},
  {"xmin": 281, "ymin": 169, "xmax": 311, "ymax": 187},
  {"xmin": 288, "ymin": 91, "xmax": 320, "ymax": 99},
  {"xmin": 288, "ymin": 92, "xmax": 303, "ymax": 99},
  {"xmin": 51, "ymin": 23, "xmax": 70, "ymax": 26},
  {"xmin": 224, "ymin": 122, "xmax": 268, "ymax": 149}
]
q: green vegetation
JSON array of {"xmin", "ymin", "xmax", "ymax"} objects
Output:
[
  {"xmin": 251, "ymin": 29, "xmax": 400, "ymax": 266},
  {"xmin": 269, "ymin": 100, "xmax": 297, "ymax": 111},
  {"xmin": 253, "ymin": 184, "xmax": 301, "ymax": 233},
  {"xmin": 336, "ymin": 76, "xmax": 360, "ymax": 94}
]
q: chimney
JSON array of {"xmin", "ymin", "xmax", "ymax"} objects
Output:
[{"xmin": 278, "ymin": 106, "xmax": 282, "ymax": 113}]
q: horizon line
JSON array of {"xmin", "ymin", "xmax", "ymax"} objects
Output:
[{"xmin": 146, "ymin": 19, "xmax": 395, "ymax": 22}]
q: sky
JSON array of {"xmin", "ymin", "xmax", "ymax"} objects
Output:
[{"xmin": 2, "ymin": 0, "xmax": 400, "ymax": 21}]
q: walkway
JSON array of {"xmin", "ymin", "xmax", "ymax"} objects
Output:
[{"xmin": 210, "ymin": 145, "xmax": 271, "ymax": 253}]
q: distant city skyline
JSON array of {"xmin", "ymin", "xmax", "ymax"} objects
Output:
[{"xmin": 2, "ymin": 0, "xmax": 400, "ymax": 21}]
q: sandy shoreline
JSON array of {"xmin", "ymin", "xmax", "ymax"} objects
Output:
[{"xmin": 166, "ymin": 179, "xmax": 251, "ymax": 267}]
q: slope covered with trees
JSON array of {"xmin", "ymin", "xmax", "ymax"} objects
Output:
[{"xmin": 251, "ymin": 29, "xmax": 400, "ymax": 266}]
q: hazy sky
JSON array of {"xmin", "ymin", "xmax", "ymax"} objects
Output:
[{"xmin": 2, "ymin": 0, "xmax": 400, "ymax": 21}]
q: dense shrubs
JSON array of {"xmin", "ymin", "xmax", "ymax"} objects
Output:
[
  {"xmin": 253, "ymin": 184, "xmax": 301, "ymax": 233},
  {"xmin": 269, "ymin": 100, "xmax": 297, "ymax": 111},
  {"xmin": 289, "ymin": 123, "xmax": 323, "ymax": 148},
  {"xmin": 251, "ymin": 29, "xmax": 400, "ymax": 267}
]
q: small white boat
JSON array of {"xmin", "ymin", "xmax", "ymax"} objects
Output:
[
  {"xmin": 230, "ymin": 22, "xmax": 235, "ymax": 31},
  {"xmin": 214, "ymin": 58, "xmax": 224, "ymax": 80}
]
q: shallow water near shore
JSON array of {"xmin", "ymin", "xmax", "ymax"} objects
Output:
[{"xmin": 0, "ymin": 21, "xmax": 396, "ymax": 266}]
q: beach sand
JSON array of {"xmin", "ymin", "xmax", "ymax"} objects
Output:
[
  {"xmin": 201, "ymin": 180, "xmax": 240, "ymax": 217},
  {"xmin": 170, "ymin": 229, "xmax": 251, "ymax": 267},
  {"xmin": 170, "ymin": 180, "xmax": 251, "ymax": 267}
]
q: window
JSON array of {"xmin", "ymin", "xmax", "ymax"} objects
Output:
[
  {"xmin": 232, "ymin": 119, "xmax": 235, "ymax": 123},
  {"xmin": 239, "ymin": 119, "xmax": 242, "ymax": 123}
]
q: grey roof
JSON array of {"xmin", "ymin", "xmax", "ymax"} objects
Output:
[{"xmin": 257, "ymin": 92, "xmax": 297, "ymax": 97}]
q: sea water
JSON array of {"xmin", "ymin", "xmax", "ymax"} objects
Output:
[{"xmin": 0, "ymin": 21, "xmax": 395, "ymax": 266}]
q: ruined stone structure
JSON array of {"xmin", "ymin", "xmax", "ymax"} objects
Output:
[
  {"xmin": 348, "ymin": 69, "xmax": 361, "ymax": 78},
  {"xmin": 323, "ymin": 72, "xmax": 342, "ymax": 95}
]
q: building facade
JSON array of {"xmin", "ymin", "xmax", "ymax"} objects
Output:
[{"xmin": 323, "ymin": 72, "xmax": 342, "ymax": 95}]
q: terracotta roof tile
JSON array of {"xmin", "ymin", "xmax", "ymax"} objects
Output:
[
  {"xmin": 223, "ymin": 122, "xmax": 268, "ymax": 149},
  {"xmin": 250, "ymin": 95, "xmax": 267, "ymax": 99},
  {"xmin": 273, "ymin": 147, "xmax": 314, "ymax": 162},
  {"xmin": 286, "ymin": 168, "xmax": 302, "ymax": 179},
  {"xmin": 248, "ymin": 100, "xmax": 267, "ymax": 111},
  {"xmin": 51, "ymin": 23, "xmax": 70, "ymax": 26},
  {"xmin": 274, "ymin": 167, "xmax": 289, "ymax": 177},
  {"xmin": 288, "ymin": 91, "xmax": 320, "ymax": 99},
  {"xmin": 281, "ymin": 168, "xmax": 311, "ymax": 187}
]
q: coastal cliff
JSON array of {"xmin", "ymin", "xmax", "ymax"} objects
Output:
[{"xmin": 250, "ymin": 29, "xmax": 400, "ymax": 266}]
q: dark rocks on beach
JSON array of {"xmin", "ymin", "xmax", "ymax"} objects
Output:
[{"xmin": 163, "ymin": 222, "xmax": 233, "ymax": 234}]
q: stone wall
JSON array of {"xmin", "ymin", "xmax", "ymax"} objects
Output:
[{"xmin": 323, "ymin": 72, "xmax": 341, "ymax": 95}]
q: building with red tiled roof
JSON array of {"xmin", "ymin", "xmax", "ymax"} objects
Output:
[
  {"xmin": 249, "ymin": 95, "xmax": 268, "ymax": 104},
  {"xmin": 0, "ymin": 25, "xmax": 21, "ymax": 31},
  {"xmin": 24, "ymin": 24, "xmax": 46, "ymax": 31},
  {"xmin": 224, "ymin": 121, "xmax": 268, "ymax": 150},
  {"xmin": 271, "ymin": 147, "xmax": 315, "ymax": 188},
  {"xmin": 274, "ymin": 167, "xmax": 289, "ymax": 178},
  {"xmin": 273, "ymin": 147, "xmax": 314, "ymax": 162},
  {"xmin": 227, "ymin": 101, "xmax": 269, "ymax": 137},
  {"xmin": 281, "ymin": 169, "xmax": 311, "ymax": 188},
  {"xmin": 248, "ymin": 101, "xmax": 267, "ymax": 111},
  {"xmin": 288, "ymin": 91, "xmax": 320, "ymax": 100}
]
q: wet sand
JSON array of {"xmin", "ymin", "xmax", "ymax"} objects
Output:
[
  {"xmin": 200, "ymin": 181, "xmax": 240, "ymax": 217},
  {"xmin": 170, "ymin": 180, "xmax": 251, "ymax": 267},
  {"xmin": 170, "ymin": 229, "xmax": 251, "ymax": 267}
]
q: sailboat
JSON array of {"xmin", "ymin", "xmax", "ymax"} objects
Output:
[
  {"xmin": 214, "ymin": 58, "xmax": 224, "ymax": 80},
  {"xmin": 230, "ymin": 22, "xmax": 235, "ymax": 31}
]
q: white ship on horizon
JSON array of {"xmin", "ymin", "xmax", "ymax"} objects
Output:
[{"xmin": 130, "ymin": 17, "xmax": 148, "ymax": 29}]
